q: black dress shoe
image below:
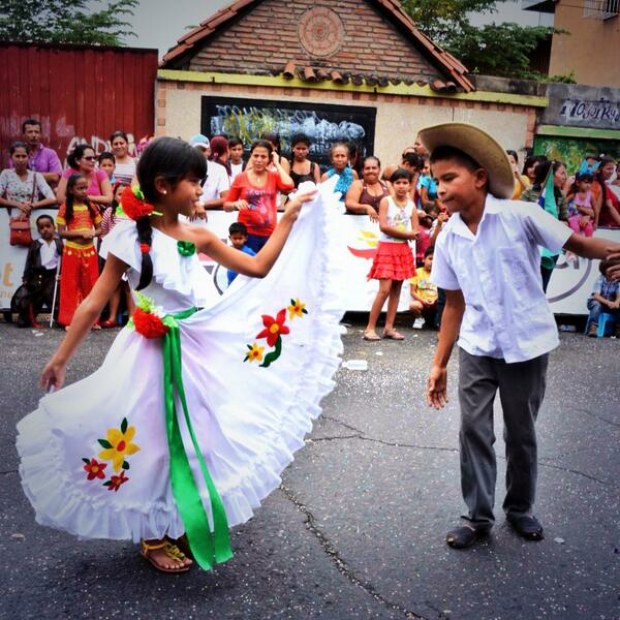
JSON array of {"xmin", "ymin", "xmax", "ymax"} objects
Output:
[
  {"xmin": 507, "ymin": 514, "xmax": 544, "ymax": 540},
  {"xmin": 446, "ymin": 525, "xmax": 491, "ymax": 549}
]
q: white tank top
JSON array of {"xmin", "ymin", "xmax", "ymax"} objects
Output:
[{"xmin": 379, "ymin": 196, "xmax": 413, "ymax": 243}]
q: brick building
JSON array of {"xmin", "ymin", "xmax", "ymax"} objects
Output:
[{"xmin": 158, "ymin": 0, "xmax": 546, "ymax": 164}]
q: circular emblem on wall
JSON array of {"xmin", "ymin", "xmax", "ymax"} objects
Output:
[{"xmin": 298, "ymin": 7, "xmax": 345, "ymax": 58}]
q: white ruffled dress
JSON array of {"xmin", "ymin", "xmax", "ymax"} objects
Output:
[{"xmin": 16, "ymin": 184, "xmax": 345, "ymax": 547}]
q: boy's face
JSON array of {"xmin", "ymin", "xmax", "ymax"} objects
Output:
[
  {"xmin": 229, "ymin": 232, "xmax": 247, "ymax": 250},
  {"xmin": 431, "ymin": 159, "xmax": 487, "ymax": 214},
  {"xmin": 392, "ymin": 178, "xmax": 411, "ymax": 193},
  {"xmin": 37, "ymin": 219, "xmax": 55, "ymax": 240},
  {"xmin": 99, "ymin": 159, "xmax": 115, "ymax": 178},
  {"xmin": 229, "ymin": 144, "xmax": 244, "ymax": 162}
]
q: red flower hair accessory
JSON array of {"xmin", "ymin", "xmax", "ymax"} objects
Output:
[
  {"xmin": 129, "ymin": 292, "xmax": 169, "ymax": 339},
  {"xmin": 120, "ymin": 185, "xmax": 154, "ymax": 221}
]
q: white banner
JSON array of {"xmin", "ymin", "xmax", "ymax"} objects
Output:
[{"xmin": 1, "ymin": 209, "xmax": 618, "ymax": 315}]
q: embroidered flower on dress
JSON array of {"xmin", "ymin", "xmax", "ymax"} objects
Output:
[
  {"xmin": 287, "ymin": 298, "xmax": 308, "ymax": 320},
  {"xmin": 244, "ymin": 300, "xmax": 309, "ymax": 368},
  {"xmin": 244, "ymin": 342, "xmax": 265, "ymax": 363},
  {"xmin": 82, "ymin": 458, "xmax": 107, "ymax": 480},
  {"xmin": 98, "ymin": 418, "xmax": 140, "ymax": 472},
  {"xmin": 256, "ymin": 309, "xmax": 290, "ymax": 348},
  {"xmin": 105, "ymin": 470, "xmax": 129, "ymax": 492}
]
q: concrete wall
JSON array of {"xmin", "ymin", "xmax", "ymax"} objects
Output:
[
  {"xmin": 549, "ymin": 0, "xmax": 620, "ymax": 87},
  {"xmin": 157, "ymin": 78, "xmax": 536, "ymax": 168}
]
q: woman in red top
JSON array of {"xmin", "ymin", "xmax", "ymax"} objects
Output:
[{"xmin": 224, "ymin": 140, "xmax": 294, "ymax": 252}]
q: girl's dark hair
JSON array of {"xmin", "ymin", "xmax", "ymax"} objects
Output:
[
  {"xmin": 259, "ymin": 131, "xmax": 281, "ymax": 154},
  {"xmin": 506, "ymin": 150, "xmax": 519, "ymax": 163},
  {"xmin": 291, "ymin": 133, "xmax": 310, "ymax": 148},
  {"xmin": 65, "ymin": 173, "xmax": 98, "ymax": 224},
  {"xmin": 575, "ymin": 172, "xmax": 594, "ymax": 183},
  {"xmin": 249, "ymin": 139, "xmax": 273, "ymax": 157},
  {"xmin": 9, "ymin": 141, "xmax": 28, "ymax": 155},
  {"xmin": 110, "ymin": 130, "xmax": 129, "ymax": 144},
  {"xmin": 67, "ymin": 144, "xmax": 95, "ymax": 170},
  {"xmin": 522, "ymin": 154, "xmax": 546, "ymax": 176},
  {"xmin": 390, "ymin": 167, "xmax": 412, "ymax": 183},
  {"xmin": 402, "ymin": 152, "xmax": 424, "ymax": 170},
  {"xmin": 98, "ymin": 151, "xmax": 115, "ymax": 164},
  {"xmin": 209, "ymin": 135, "xmax": 231, "ymax": 176},
  {"xmin": 135, "ymin": 137, "xmax": 207, "ymax": 290},
  {"xmin": 228, "ymin": 137, "xmax": 243, "ymax": 149},
  {"xmin": 532, "ymin": 159, "xmax": 564, "ymax": 188}
]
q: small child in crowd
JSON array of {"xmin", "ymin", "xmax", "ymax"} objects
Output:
[
  {"xmin": 227, "ymin": 222, "xmax": 256, "ymax": 285},
  {"xmin": 11, "ymin": 214, "xmax": 63, "ymax": 327},
  {"xmin": 98, "ymin": 152, "xmax": 116, "ymax": 185},
  {"xmin": 228, "ymin": 138, "xmax": 245, "ymax": 181},
  {"xmin": 566, "ymin": 172, "xmax": 595, "ymax": 237},
  {"xmin": 56, "ymin": 173, "xmax": 102, "ymax": 328},
  {"xmin": 409, "ymin": 246, "xmax": 437, "ymax": 330},
  {"xmin": 363, "ymin": 168, "xmax": 418, "ymax": 341},
  {"xmin": 586, "ymin": 258, "xmax": 620, "ymax": 337}
]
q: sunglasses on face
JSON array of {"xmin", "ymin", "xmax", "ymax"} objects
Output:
[{"xmin": 82, "ymin": 156, "xmax": 96, "ymax": 161}]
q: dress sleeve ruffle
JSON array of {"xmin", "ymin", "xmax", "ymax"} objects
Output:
[{"xmin": 99, "ymin": 219, "xmax": 141, "ymax": 271}]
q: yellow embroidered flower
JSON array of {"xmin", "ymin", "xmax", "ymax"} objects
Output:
[
  {"xmin": 98, "ymin": 420, "xmax": 140, "ymax": 472},
  {"xmin": 287, "ymin": 298, "xmax": 308, "ymax": 321},
  {"xmin": 244, "ymin": 342, "xmax": 265, "ymax": 363}
]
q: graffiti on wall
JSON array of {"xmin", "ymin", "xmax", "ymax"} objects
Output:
[
  {"xmin": 201, "ymin": 96, "xmax": 376, "ymax": 167},
  {"xmin": 559, "ymin": 99, "xmax": 620, "ymax": 125}
]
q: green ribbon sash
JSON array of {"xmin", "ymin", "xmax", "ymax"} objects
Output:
[{"xmin": 161, "ymin": 308, "xmax": 233, "ymax": 570}]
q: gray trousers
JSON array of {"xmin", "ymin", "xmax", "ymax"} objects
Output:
[{"xmin": 458, "ymin": 348, "xmax": 549, "ymax": 528}]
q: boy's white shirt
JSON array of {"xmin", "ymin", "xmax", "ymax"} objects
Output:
[
  {"xmin": 38, "ymin": 238, "xmax": 60, "ymax": 270},
  {"xmin": 430, "ymin": 194, "xmax": 572, "ymax": 363}
]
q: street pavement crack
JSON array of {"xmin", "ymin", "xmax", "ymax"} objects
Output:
[
  {"xmin": 537, "ymin": 460, "xmax": 610, "ymax": 485},
  {"xmin": 279, "ymin": 483, "xmax": 435, "ymax": 620},
  {"xmin": 567, "ymin": 406, "xmax": 620, "ymax": 429},
  {"xmin": 0, "ymin": 469, "xmax": 18, "ymax": 475}
]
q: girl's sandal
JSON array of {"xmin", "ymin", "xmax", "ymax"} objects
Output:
[{"xmin": 140, "ymin": 539, "xmax": 193, "ymax": 573}]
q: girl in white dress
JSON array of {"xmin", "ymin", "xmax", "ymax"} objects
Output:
[{"xmin": 16, "ymin": 137, "xmax": 344, "ymax": 574}]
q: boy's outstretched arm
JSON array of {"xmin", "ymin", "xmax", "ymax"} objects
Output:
[
  {"xmin": 564, "ymin": 234, "xmax": 620, "ymax": 261},
  {"xmin": 427, "ymin": 288, "xmax": 465, "ymax": 410}
]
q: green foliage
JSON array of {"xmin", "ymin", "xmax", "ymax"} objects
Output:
[
  {"xmin": 0, "ymin": 0, "xmax": 138, "ymax": 46},
  {"xmin": 446, "ymin": 22, "xmax": 555, "ymax": 79},
  {"xmin": 401, "ymin": 0, "xmax": 558, "ymax": 80}
]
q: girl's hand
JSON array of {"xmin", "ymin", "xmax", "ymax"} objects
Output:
[
  {"xmin": 40, "ymin": 359, "xmax": 66, "ymax": 392},
  {"xmin": 427, "ymin": 365, "xmax": 448, "ymax": 409},
  {"xmin": 408, "ymin": 230, "xmax": 420, "ymax": 240},
  {"xmin": 366, "ymin": 206, "xmax": 379, "ymax": 222},
  {"xmin": 235, "ymin": 199, "xmax": 250, "ymax": 211},
  {"xmin": 283, "ymin": 189, "xmax": 316, "ymax": 222}
]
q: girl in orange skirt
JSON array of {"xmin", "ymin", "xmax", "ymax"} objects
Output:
[
  {"xmin": 364, "ymin": 168, "xmax": 419, "ymax": 341},
  {"xmin": 56, "ymin": 173, "xmax": 102, "ymax": 328}
]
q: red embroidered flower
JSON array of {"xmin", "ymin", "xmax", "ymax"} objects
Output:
[
  {"xmin": 83, "ymin": 458, "xmax": 107, "ymax": 480},
  {"xmin": 132, "ymin": 307, "xmax": 169, "ymax": 339},
  {"xmin": 120, "ymin": 186, "xmax": 154, "ymax": 221},
  {"xmin": 106, "ymin": 470, "xmax": 129, "ymax": 492},
  {"xmin": 256, "ymin": 308, "xmax": 290, "ymax": 347}
]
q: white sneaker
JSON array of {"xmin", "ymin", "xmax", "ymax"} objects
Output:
[{"xmin": 412, "ymin": 318, "xmax": 425, "ymax": 330}]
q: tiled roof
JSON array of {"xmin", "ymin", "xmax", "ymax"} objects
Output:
[{"xmin": 161, "ymin": 0, "xmax": 474, "ymax": 92}]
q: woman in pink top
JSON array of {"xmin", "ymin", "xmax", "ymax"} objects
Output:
[
  {"xmin": 224, "ymin": 140, "xmax": 294, "ymax": 252},
  {"xmin": 56, "ymin": 144, "xmax": 113, "ymax": 211}
]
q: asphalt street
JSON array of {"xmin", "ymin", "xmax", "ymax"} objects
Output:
[{"xmin": 1, "ymin": 319, "xmax": 618, "ymax": 620}]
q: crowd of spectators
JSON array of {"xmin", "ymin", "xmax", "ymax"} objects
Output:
[{"xmin": 2, "ymin": 118, "xmax": 619, "ymax": 335}]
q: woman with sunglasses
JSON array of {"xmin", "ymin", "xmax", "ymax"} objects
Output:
[{"xmin": 56, "ymin": 144, "xmax": 113, "ymax": 211}]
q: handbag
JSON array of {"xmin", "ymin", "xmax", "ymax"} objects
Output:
[{"xmin": 8, "ymin": 172, "xmax": 36, "ymax": 247}]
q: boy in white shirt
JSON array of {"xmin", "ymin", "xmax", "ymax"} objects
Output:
[
  {"xmin": 12, "ymin": 214, "xmax": 63, "ymax": 327},
  {"xmin": 422, "ymin": 122, "xmax": 620, "ymax": 549}
]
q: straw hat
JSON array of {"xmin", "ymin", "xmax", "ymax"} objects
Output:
[{"xmin": 417, "ymin": 122, "xmax": 514, "ymax": 199}]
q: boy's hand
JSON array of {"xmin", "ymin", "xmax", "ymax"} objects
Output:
[{"xmin": 427, "ymin": 365, "xmax": 448, "ymax": 409}]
